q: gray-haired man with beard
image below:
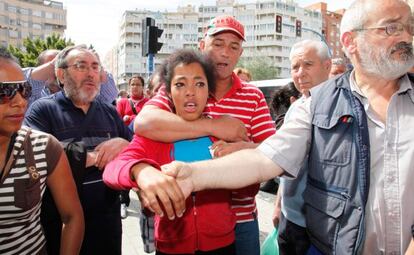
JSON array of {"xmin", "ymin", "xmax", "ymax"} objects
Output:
[
  {"xmin": 161, "ymin": 0, "xmax": 414, "ymax": 254},
  {"xmin": 24, "ymin": 45, "xmax": 132, "ymax": 255}
]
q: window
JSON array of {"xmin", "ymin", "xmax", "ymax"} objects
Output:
[
  {"xmin": 8, "ymin": 6, "xmax": 17, "ymax": 13},
  {"xmin": 32, "ymin": 10, "xmax": 42, "ymax": 17},
  {"xmin": 45, "ymin": 12, "xmax": 53, "ymax": 19},
  {"xmin": 32, "ymin": 23, "xmax": 42, "ymax": 30},
  {"xmin": 19, "ymin": 8, "xmax": 29, "ymax": 15}
]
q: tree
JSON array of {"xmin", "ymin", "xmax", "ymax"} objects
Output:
[
  {"xmin": 8, "ymin": 33, "xmax": 74, "ymax": 67},
  {"xmin": 237, "ymin": 57, "xmax": 280, "ymax": 81}
]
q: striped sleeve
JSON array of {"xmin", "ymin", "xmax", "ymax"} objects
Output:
[
  {"xmin": 97, "ymin": 72, "xmax": 118, "ymax": 104},
  {"xmin": 24, "ymin": 68, "xmax": 46, "ymax": 107},
  {"xmin": 144, "ymin": 85, "xmax": 173, "ymax": 112},
  {"xmin": 250, "ymin": 88, "xmax": 276, "ymax": 142}
]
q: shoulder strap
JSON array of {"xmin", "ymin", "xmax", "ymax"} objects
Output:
[
  {"xmin": 22, "ymin": 128, "xmax": 40, "ymax": 183},
  {"xmin": 129, "ymin": 99, "xmax": 138, "ymax": 115}
]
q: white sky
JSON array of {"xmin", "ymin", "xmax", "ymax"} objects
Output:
[{"xmin": 61, "ymin": 0, "xmax": 351, "ymax": 57}]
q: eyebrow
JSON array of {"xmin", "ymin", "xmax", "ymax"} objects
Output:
[{"xmin": 174, "ymin": 75, "xmax": 206, "ymax": 81}]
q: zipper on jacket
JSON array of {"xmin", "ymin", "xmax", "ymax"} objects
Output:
[{"xmin": 308, "ymin": 176, "xmax": 350, "ymax": 200}]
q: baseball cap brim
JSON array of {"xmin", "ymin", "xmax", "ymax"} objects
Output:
[{"xmin": 206, "ymin": 27, "xmax": 246, "ymax": 41}]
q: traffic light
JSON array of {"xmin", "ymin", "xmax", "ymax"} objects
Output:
[
  {"xmin": 275, "ymin": 15, "xmax": 282, "ymax": 33},
  {"xmin": 296, "ymin": 20, "xmax": 302, "ymax": 37},
  {"xmin": 142, "ymin": 17, "xmax": 154, "ymax": 57},
  {"xmin": 148, "ymin": 25, "xmax": 163, "ymax": 54},
  {"xmin": 142, "ymin": 17, "xmax": 163, "ymax": 56}
]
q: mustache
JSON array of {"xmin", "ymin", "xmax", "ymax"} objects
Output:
[{"xmin": 390, "ymin": 42, "xmax": 413, "ymax": 55}]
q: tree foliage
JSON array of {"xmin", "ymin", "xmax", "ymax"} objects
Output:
[
  {"xmin": 237, "ymin": 57, "xmax": 280, "ymax": 81},
  {"xmin": 7, "ymin": 33, "xmax": 74, "ymax": 67}
]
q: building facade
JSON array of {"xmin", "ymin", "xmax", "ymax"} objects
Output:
[
  {"xmin": 110, "ymin": 0, "xmax": 341, "ymax": 87},
  {"xmin": 306, "ymin": 2, "xmax": 345, "ymax": 59},
  {"xmin": 113, "ymin": 7, "xmax": 199, "ymax": 89},
  {"xmin": 0, "ymin": 0, "xmax": 66, "ymax": 49}
]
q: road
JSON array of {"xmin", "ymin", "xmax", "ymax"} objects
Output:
[{"xmin": 121, "ymin": 190, "xmax": 277, "ymax": 255}]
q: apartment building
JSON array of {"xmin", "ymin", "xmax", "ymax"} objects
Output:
[
  {"xmin": 114, "ymin": 6, "xmax": 199, "ymax": 88},
  {"xmin": 306, "ymin": 2, "xmax": 345, "ymax": 59},
  {"xmin": 111, "ymin": 0, "xmax": 333, "ymax": 86},
  {"xmin": 0, "ymin": 0, "xmax": 66, "ymax": 49}
]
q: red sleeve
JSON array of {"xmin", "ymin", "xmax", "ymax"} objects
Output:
[
  {"xmin": 103, "ymin": 135, "xmax": 161, "ymax": 190},
  {"xmin": 144, "ymin": 85, "xmax": 174, "ymax": 112},
  {"xmin": 116, "ymin": 99, "xmax": 127, "ymax": 118},
  {"xmin": 250, "ymin": 88, "xmax": 276, "ymax": 143}
]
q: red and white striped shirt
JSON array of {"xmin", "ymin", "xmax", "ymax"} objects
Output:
[{"xmin": 146, "ymin": 73, "xmax": 276, "ymax": 222}]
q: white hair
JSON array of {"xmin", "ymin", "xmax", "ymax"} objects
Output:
[
  {"xmin": 340, "ymin": 0, "xmax": 410, "ymax": 56},
  {"xmin": 289, "ymin": 39, "xmax": 330, "ymax": 61}
]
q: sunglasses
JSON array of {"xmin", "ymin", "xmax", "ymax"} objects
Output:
[{"xmin": 0, "ymin": 81, "xmax": 32, "ymax": 104}]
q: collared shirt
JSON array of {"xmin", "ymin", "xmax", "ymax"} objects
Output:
[
  {"xmin": 279, "ymin": 95, "xmax": 308, "ymax": 227},
  {"xmin": 258, "ymin": 72, "xmax": 414, "ymax": 254}
]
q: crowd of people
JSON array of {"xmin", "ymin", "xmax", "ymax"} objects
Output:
[{"xmin": 1, "ymin": 0, "xmax": 414, "ymax": 254}]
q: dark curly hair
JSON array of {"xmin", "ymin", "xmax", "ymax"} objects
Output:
[
  {"xmin": 270, "ymin": 81, "xmax": 301, "ymax": 116},
  {"xmin": 160, "ymin": 49, "xmax": 215, "ymax": 95}
]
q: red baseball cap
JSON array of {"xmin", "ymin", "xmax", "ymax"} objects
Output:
[{"xmin": 205, "ymin": 15, "xmax": 245, "ymax": 41}]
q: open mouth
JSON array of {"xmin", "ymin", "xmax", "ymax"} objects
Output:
[{"xmin": 184, "ymin": 102, "xmax": 197, "ymax": 113}]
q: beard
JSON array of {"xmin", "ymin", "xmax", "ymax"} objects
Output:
[
  {"xmin": 64, "ymin": 75, "xmax": 100, "ymax": 105},
  {"xmin": 358, "ymin": 39, "xmax": 414, "ymax": 80}
]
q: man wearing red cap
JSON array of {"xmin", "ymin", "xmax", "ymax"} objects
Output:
[{"xmin": 135, "ymin": 15, "xmax": 276, "ymax": 255}]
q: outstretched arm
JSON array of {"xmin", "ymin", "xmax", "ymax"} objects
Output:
[
  {"xmin": 162, "ymin": 148, "xmax": 286, "ymax": 197},
  {"xmin": 135, "ymin": 105, "xmax": 248, "ymax": 143},
  {"xmin": 47, "ymin": 153, "xmax": 84, "ymax": 255}
]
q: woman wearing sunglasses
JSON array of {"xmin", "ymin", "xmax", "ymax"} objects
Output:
[{"xmin": 0, "ymin": 48, "xmax": 84, "ymax": 254}]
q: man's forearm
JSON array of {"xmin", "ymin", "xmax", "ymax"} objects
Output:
[
  {"xmin": 190, "ymin": 148, "xmax": 283, "ymax": 191},
  {"xmin": 30, "ymin": 61, "xmax": 55, "ymax": 81},
  {"xmin": 135, "ymin": 106, "xmax": 211, "ymax": 142}
]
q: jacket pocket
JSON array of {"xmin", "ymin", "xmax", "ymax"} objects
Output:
[
  {"xmin": 312, "ymin": 114, "xmax": 353, "ymax": 166},
  {"xmin": 14, "ymin": 178, "xmax": 41, "ymax": 210},
  {"xmin": 304, "ymin": 184, "xmax": 346, "ymax": 252}
]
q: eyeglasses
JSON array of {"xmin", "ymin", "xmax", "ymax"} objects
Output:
[
  {"xmin": 0, "ymin": 81, "xmax": 32, "ymax": 104},
  {"xmin": 353, "ymin": 22, "xmax": 414, "ymax": 36},
  {"xmin": 62, "ymin": 62, "xmax": 102, "ymax": 73}
]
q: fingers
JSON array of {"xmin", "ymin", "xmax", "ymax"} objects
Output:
[
  {"xmin": 95, "ymin": 149, "xmax": 108, "ymax": 170},
  {"xmin": 138, "ymin": 167, "xmax": 186, "ymax": 219},
  {"xmin": 161, "ymin": 162, "xmax": 179, "ymax": 177},
  {"xmin": 155, "ymin": 179, "xmax": 185, "ymax": 219},
  {"xmin": 272, "ymin": 215, "xmax": 280, "ymax": 227}
]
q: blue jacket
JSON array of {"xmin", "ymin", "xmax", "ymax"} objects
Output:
[{"xmin": 304, "ymin": 72, "xmax": 370, "ymax": 255}]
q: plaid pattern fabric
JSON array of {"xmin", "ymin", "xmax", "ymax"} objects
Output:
[{"xmin": 140, "ymin": 208, "xmax": 155, "ymax": 253}]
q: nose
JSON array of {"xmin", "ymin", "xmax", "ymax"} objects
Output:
[
  {"xmin": 220, "ymin": 46, "xmax": 231, "ymax": 58},
  {"xmin": 185, "ymin": 85, "xmax": 195, "ymax": 96},
  {"xmin": 10, "ymin": 92, "xmax": 28, "ymax": 109},
  {"xmin": 296, "ymin": 66, "xmax": 306, "ymax": 77},
  {"xmin": 400, "ymin": 25, "xmax": 413, "ymax": 43}
]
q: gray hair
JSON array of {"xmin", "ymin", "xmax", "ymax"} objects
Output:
[
  {"xmin": 289, "ymin": 39, "xmax": 330, "ymax": 61},
  {"xmin": 339, "ymin": 1, "xmax": 371, "ymax": 57},
  {"xmin": 37, "ymin": 49, "xmax": 60, "ymax": 66},
  {"xmin": 54, "ymin": 44, "xmax": 90, "ymax": 70}
]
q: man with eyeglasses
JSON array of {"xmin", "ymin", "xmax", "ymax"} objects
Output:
[
  {"xmin": 25, "ymin": 47, "xmax": 119, "ymax": 107},
  {"xmin": 24, "ymin": 45, "xmax": 132, "ymax": 255},
  {"xmin": 160, "ymin": 0, "xmax": 414, "ymax": 254}
]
